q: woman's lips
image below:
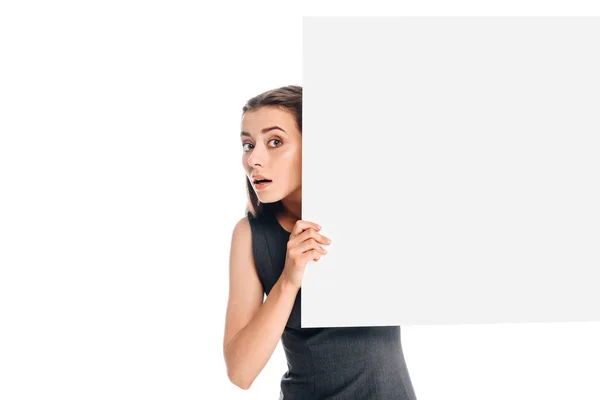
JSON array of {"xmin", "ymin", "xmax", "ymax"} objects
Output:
[{"xmin": 254, "ymin": 181, "xmax": 272, "ymax": 190}]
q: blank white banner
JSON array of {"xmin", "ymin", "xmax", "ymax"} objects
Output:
[{"xmin": 301, "ymin": 17, "xmax": 600, "ymax": 328}]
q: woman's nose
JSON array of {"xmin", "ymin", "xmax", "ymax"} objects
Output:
[{"xmin": 247, "ymin": 145, "xmax": 266, "ymax": 166}]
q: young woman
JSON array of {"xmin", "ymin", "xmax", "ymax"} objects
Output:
[{"xmin": 223, "ymin": 85, "xmax": 417, "ymax": 399}]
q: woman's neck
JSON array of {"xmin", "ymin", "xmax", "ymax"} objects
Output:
[{"xmin": 281, "ymin": 187, "xmax": 302, "ymax": 221}]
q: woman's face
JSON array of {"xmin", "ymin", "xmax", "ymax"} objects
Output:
[{"xmin": 241, "ymin": 106, "xmax": 302, "ymax": 204}]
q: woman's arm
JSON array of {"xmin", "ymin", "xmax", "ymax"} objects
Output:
[{"xmin": 223, "ymin": 216, "xmax": 299, "ymax": 390}]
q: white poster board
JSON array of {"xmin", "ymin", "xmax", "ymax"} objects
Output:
[{"xmin": 301, "ymin": 17, "xmax": 600, "ymax": 328}]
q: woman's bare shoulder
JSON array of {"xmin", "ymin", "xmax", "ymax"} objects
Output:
[
  {"xmin": 229, "ymin": 214, "xmax": 254, "ymax": 260},
  {"xmin": 224, "ymin": 214, "xmax": 262, "ymax": 351}
]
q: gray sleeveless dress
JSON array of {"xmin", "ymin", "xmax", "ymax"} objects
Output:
[{"xmin": 247, "ymin": 210, "xmax": 418, "ymax": 400}]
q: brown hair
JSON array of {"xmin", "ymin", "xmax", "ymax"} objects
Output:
[{"xmin": 242, "ymin": 85, "xmax": 302, "ymax": 219}]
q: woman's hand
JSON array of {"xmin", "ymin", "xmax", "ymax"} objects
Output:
[{"xmin": 280, "ymin": 220, "xmax": 331, "ymax": 290}]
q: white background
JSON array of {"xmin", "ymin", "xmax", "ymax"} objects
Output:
[{"xmin": 1, "ymin": 2, "xmax": 599, "ymax": 400}]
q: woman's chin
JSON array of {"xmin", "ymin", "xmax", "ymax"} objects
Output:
[
  {"xmin": 257, "ymin": 194, "xmax": 282, "ymax": 204},
  {"xmin": 258, "ymin": 198, "xmax": 276, "ymax": 204}
]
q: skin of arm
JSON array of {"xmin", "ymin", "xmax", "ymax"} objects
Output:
[{"xmin": 223, "ymin": 216, "xmax": 299, "ymax": 390}]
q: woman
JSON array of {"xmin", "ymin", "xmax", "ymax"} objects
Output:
[{"xmin": 223, "ymin": 85, "xmax": 417, "ymax": 399}]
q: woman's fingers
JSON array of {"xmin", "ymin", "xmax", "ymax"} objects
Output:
[
  {"xmin": 289, "ymin": 220, "xmax": 332, "ymax": 259},
  {"xmin": 303, "ymin": 249, "xmax": 322, "ymax": 263},
  {"xmin": 299, "ymin": 238, "xmax": 328, "ymax": 255},
  {"xmin": 296, "ymin": 226, "xmax": 331, "ymax": 246},
  {"xmin": 290, "ymin": 220, "xmax": 321, "ymax": 238}
]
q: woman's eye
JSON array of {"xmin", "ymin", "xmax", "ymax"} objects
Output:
[{"xmin": 243, "ymin": 139, "xmax": 280, "ymax": 153}]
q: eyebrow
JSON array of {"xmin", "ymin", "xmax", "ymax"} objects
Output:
[{"xmin": 240, "ymin": 126, "xmax": 286, "ymax": 137}]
